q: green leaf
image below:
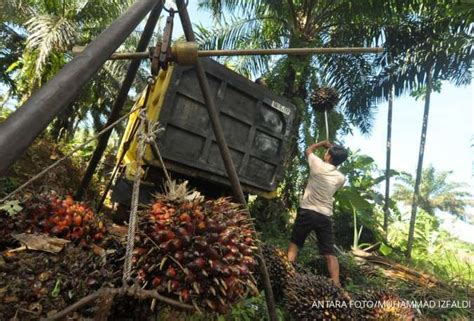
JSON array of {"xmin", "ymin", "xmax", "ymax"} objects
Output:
[
  {"xmin": 379, "ymin": 243, "xmax": 393, "ymax": 256},
  {"xmin": 0, "ymin": 200, "xmax": 23, "ymax": 216},
  {"xmin": 51, "ymin": 279, "xmax": 61, "ymax": 298},
  {"xmin": 5, "ymin": 61, "xmax": 20, "ymax": 73},
  {"xmin": 373, "ymin": 169, "xmax": 400, "ymax": 185},
  {"xmin": 354, "ymin": 155, "xmax": 374, "ymax": 167},
  {"xmin": 337, "ymin": 188, "xmax": 372, "ymax": 211}
]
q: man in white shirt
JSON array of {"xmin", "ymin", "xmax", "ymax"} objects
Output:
[{"xmin": 287, "ymin": 140, "xmax": 348, "ymax": 287}]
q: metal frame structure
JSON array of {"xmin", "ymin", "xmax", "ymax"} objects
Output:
[
  {"xmin": 0, "ymin": 1, "xmax": 385, "ymax": 319},
  {"xmin": 0, "ymin": 0, "xmax": 162, "ymax": 175},
  {"xmin": 75, "ymin": 3, "xmax": 163, "ymax": 199},
  {"xmin": 73, "ymin": 46, "xmax": 384, "ymax": 60}
]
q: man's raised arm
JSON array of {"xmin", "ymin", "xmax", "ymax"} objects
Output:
[{"xmin": 305, "ymin": 140, "xmax": 332, "ymax": 157}]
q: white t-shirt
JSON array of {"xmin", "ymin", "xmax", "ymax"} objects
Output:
[{"xmin": 300, "ymin": 153, "xmax": 346, "ymax": 216}]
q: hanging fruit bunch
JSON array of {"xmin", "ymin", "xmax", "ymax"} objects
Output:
[
  {"xmin": 310, "ymin": 86, "xmax": 340, "ymax": 112},
  {"xmin": 21, "ymin": 192, "xmax": 106, "ymax": 243},
  {"xmin": 133, "ymin": 181, "xmax": 259, "ymax": 314},
  {"xmin": 284, "ymin": 273, "xmax": 356, "ymax": 320}
]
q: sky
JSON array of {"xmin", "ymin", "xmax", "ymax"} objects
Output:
[
  {"xmin": 346, "ymin": 82, "xmax": 473, "ymax": 243},
  {"xmin": 345, "ymin": 82, "xmax": 473, "ymax": 186}
]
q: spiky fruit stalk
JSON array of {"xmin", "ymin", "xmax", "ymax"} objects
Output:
[
  {"xmin": 284, "ymin": 273, "xmax": 356, "ymax": 320},
  {"xmin": 133, "ymin": 181, "xmax": 258, "ymax": 314}
]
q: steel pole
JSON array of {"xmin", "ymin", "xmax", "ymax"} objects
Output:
[
  {"xmin": 0, "ymin": 0, "xmax": 159, "ymax": 174},
  {"xmin": 175, "ymin": 4, "xmax": 246, "ymax": 206},
  {"xmin": 176, "ymin": 2, "xmax": 278, "ymax": 321},
  {"xmin": 72, "ymin": 46, "xmax": 384, "ymax": 60},
  {"xmin": 200, "ymin": 47, "xmax": 384, "ymax": 56},
  {"xmin": 324, "ymin": 110, "xmax": 329, "ymax": 140},
  {"xmin": 76, "ymin": 2, "xmax": 163, "ymax": 200}
]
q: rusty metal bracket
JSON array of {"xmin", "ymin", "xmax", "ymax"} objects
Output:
[
  {"xmin": 151, "ymin": 43, "xmax": 162, "ymax": 75},
  {"xmin": 151, "ymin": 10, "xmax": 174, "ymax": 75}
]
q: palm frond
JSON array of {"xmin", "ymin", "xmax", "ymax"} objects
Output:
[
  {"xmin": 195, "ymin": 15, "xmax": 282, "ymax": 76},
  {"xmin": 393, "ymin": 165, "xmax": 472, "ymax": 218},
  {"xmin": 0, "ymin": 0, "xmax": 35, "ymax": 23},
  {"xmin": 196, "ymin": 16, "xmax": 262, "ymax": 51},
  {"xmin": 319, "ymin": 54, "xmax": 378, "ymax": 133},
  {"xmin": 76, "ymin": 0, "xmax": 133, "ymax": 26},
  {"xmin": 197, "ymin": 0, "xmax": 260, "ymax": 21},
  {"xmin": 25, "ymin": 14, "xmax": 77, "ymax": 76}
]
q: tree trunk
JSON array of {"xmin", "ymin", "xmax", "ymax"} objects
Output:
[
  {"xmin": 406, "ymin": 68, "xmax": 432, "ymax": 258},
  {"xmin": 383, "ymin": 86, "xmax": 394, "ymax": 234},
  {"xmin": 280, "ymin": 50, "xmax": 311, "ymax": 209},
  {"xmin": 50, "ymin": 102, "xmax": 76, "ymax": 141}
]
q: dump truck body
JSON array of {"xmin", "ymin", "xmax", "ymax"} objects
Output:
[{"xmin": 114, "ymin": 58, "xmax": 295, "ymax": 201}]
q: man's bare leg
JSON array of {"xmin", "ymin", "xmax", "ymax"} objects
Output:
[
  {"xmin": 287, "ymin": 242, "xmax": 299, "ymax": 263},
  {"xmin": 324, "ymin": 254, "xmax": 340, "ymax": 287}
]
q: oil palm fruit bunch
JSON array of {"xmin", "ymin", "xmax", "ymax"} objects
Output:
[
  {"xmin": 310, "ymin": 86, "xmax": 340, "ymax": 112},
  {"xmin": 284, "ymin": 273, "xmax": 356, "ymax": 320},
  {"xmin": 133, "ymin": 180, "xmax": 258, "ymax": 314},
  {"xmin": 257, "ymin": 244, "xmax": 297, "ymax": 300},
  {"xmin": 22, "ymin": 192, "xmax": 106, "ymax": 243},
  {"xmin": 354, "ymin": 289, "xmax": 413, "ymax": 320}
]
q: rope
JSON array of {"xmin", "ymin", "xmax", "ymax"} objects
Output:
[
  {"xmin": 150, "ymin": 139, "xmax": 171, "ymax": 185},
  {"xmin": 145, "ymin": 118, "xmax": 171, "ymax": 185},
  {"xmin": 121, "ymin": 116, "xmax": 169, "ymax": 281},
  {"xmin": 122, "ymin": 109, "xmax": 147, "ymax": 282},
  {"xmin": 122, "ymin": 81, "xmax": 154, "ymax": 282},
  {"xmin": 121, "ymin": 75, "xmax": 172, "ymax": 281},
  {"xmin": 0, "ymin": 105, "xmax": 142, "ymax": 204}
]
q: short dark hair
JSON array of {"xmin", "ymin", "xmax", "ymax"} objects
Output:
[{"xmin": 328, "ymin": 145, "xmax": 348, "ymax": 166}]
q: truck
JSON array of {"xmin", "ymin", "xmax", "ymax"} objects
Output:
[{"xmin": 112, "ymin": 58, "xmax": 296, "ymax": 207}]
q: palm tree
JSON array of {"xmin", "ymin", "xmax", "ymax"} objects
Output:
[
  {"xmin": 393, "ymin": 165, "xmax": 472, "ymax": 220},
  {"xmin": 371, "ymin": 1, "xmax": 472, "ymax": 253},
  {"xmin": 196, "ymin": 0, "xmax": 417, "ymax": 208},
  {"xmin": 383, "ymin": 84, "xmax": 394, "ymax": 234},
  {"xmin": 1, "ymin": 0, "xmax": 143, "ymax": 139},
  {"xmin": 1, "ymin": 0, "xmax": 163, "ymax": 146}
]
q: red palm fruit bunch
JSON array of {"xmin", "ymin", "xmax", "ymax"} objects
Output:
[
  {"xmin": 132, "ymin": 181, "xmax": 258, "ymax": 314},
  {"xmin": 22, "ymin": 192, "xmax": 106, "ymax": 243},
  {"xmin": 310, "ymin": 86, "xmax": 340, "ymax": 113}
]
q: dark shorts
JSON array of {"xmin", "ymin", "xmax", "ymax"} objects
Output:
[{"xmin": 290, "ymin": 208, "xmax": 335, "ymax": 255}]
